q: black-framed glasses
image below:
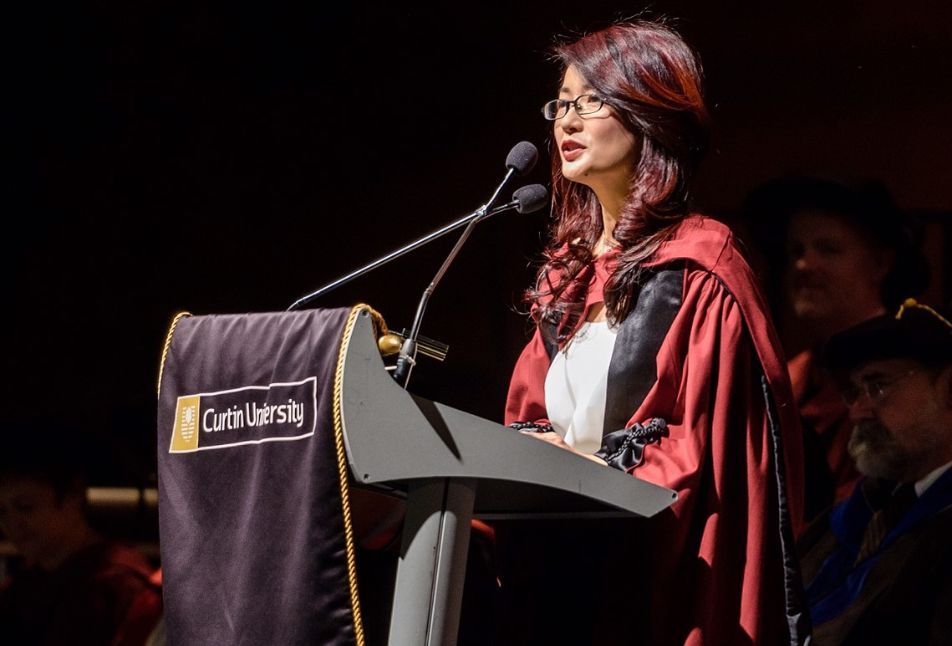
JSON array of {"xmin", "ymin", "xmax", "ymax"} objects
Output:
[
  {"xmin": 842, "ymin": 369, "xmax": 920, "ymax": 406},
  {"xmin": 541, "ymin": 94, "xmax": 604, "ymax": 120}
]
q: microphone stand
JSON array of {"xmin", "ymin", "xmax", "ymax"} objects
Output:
[
  {"xmin": 286, "ymin": 169, "xmax": 518, "ymax": 313},
  {"xmin": 390, "ymin": 168, "xmax": 520, "ymax": 388}
]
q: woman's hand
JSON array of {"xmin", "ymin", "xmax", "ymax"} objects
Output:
[{"xmin": 519, "ymin": 431, "xmax": 608, "ymax": 465}]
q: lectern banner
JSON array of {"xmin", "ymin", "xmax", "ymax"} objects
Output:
[{"xmin": 157, "ymin": 307, "xmax": 363, "ymax": 646}]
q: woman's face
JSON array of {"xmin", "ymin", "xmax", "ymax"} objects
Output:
[{"xmin": 554, "ymin": 65, "xmax": 639, "ymax": 198}]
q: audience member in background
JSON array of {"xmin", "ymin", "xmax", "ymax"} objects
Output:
[
  {"xmin": 799, "ymin": 299, "xmax": 952, "ymax": 644},
  {"xmin": 743, "ymin": 177, "xmax": 930, "ymax": 521},
  {"xmin": 0, "ymin": 427, "xmax": 161, "ymax": 646}
]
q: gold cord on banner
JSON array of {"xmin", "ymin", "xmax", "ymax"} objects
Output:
[
  {"xmin": 157, "ymin": 311, "xmax": 192, "ymax": 397},
  {"xmin": 332, "ymin": 304, "xmax": 376, "ymax": 646}
]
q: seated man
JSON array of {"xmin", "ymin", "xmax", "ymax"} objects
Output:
[
  {"xmin": 799, "ymin": 299, "xmax": 952, "ymax": 644},
  {"xmin": 0, "ymin": 427, "xmax": 162, "ymax": 646}
]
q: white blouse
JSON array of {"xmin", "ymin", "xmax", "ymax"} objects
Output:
[{"xmin": 544, "ymin": 320, "xmax": 619, "ymax": 454}]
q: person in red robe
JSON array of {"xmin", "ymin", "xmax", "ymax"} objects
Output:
[
  {"xmin": 0, "ymin": 428, "xmax": 162, "ymax": 646},
  {"xmin": 497, "ymin": 21, "xmax": 807, "ymax": 645}
]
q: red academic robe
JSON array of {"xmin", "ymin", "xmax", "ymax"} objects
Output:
[
  {"xmin": 788, "ymin": 349, "xmax": 861, "ymax": 520},
  {"xmin": 504, "ymin": 216, "xmax": 806, "ymax": 645},
  {"xmin": 0, "ymin": 541, "xmax": 162, "ymax": 646}
]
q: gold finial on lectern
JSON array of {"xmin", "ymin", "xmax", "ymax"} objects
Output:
[{"xmin": 377, "ymin": 333, "xmax": 402, "ymax": 356}]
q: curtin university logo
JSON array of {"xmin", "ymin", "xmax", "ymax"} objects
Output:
[{"xmin": 169, "ymin": 377, "xmax": 318, "ymax": 453}]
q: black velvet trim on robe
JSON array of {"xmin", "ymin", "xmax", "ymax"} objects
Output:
[
  {"xmin": 602, "ymin": 267, "xmax": 684, "ymax": 435},
  {"xmin": 540, "ymin": 267, "xmax": 684, "ymax": 438}
]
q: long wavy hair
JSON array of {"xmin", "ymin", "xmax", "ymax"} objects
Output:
[{"xmin": 529, "ymin": 21, "xmax": 710, "ymax": 339}]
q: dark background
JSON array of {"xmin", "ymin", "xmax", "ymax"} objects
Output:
[{"xmin": 5, "ymin": 0, "xmax": 952, "ymax": 486}]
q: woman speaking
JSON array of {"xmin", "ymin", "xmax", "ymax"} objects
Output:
[{"xmin": 501, "ymin": 21, "xmax": 807, "ymax": 645}]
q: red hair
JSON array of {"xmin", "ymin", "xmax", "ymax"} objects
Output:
[{"xmin": 530, "ymin": 21, "xmax": 710, "ymax": 336}]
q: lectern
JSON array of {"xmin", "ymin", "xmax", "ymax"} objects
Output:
[
  {"xmin": 157, "ymin": 306, "xmax": 676, "ymax": 646},
  {"xmin": 338, "ymin": 309, "xmax": 677, "ymax": 646}
]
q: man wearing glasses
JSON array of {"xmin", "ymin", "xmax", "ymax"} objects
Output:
[{"xmin": 799, "ymin": 299, "xmax": 952, "ymax": 644}]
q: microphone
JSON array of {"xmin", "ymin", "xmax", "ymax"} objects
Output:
[
  {"xmin": 470, "ymin": 184, "xmax": 548, "ymax": 219},
  {"xmin": 391, "ymin": 182, "xmax": 548, "ymax": 387},
  {"xmin": 512, "ymin": 183, "xmax": 548, "ymax": 214},
  {"xmin": 506, "ymin": 141, "xmax": 539, "ymax": 177},
  {"xmin": 473, "ymin": 140, "xmax": 539, "ymax": 215},
  {"xmin": 288, "ymin": 142, "xmax": 539, "ymax": 311}
]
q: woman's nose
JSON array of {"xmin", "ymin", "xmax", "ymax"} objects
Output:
[{"xmin": 559, "ymin": 105, "xmax": 583, "ymax": 133}]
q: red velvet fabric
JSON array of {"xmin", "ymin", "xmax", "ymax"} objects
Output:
[
  {"xmin": 789, "ymin": 349, "xmax": 861, "ymax": 505},
  {"xmin": 0, "ymin": 541, "xmax": 162, "ymax": 646},
  {"xmin": 505, "ymin": 216, "xmax": 805, "ymax": 645}
]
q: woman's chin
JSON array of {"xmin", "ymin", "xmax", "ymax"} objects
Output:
[{"xmin": 561, "ymin": 163, "xmax": 592, "ymax": 185}]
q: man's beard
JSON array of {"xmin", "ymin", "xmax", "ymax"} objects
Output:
[{"xmin": 847, "ymin": 420, "xmax": 908, "ymax": 480}]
